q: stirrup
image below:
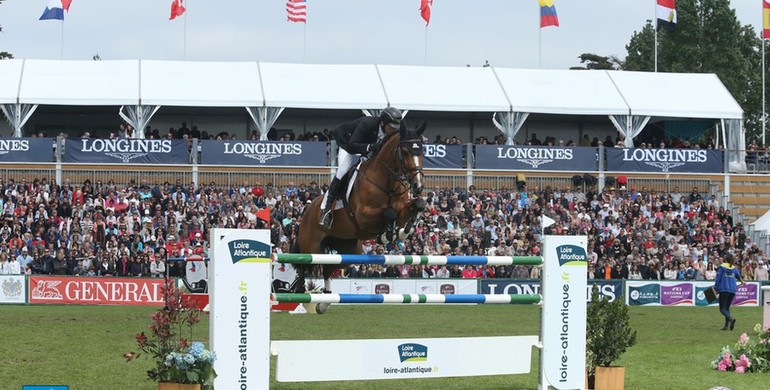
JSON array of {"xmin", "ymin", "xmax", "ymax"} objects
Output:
[{"xmin": 319, "ymin": 209, "xmax": 333, "ymax": 228}]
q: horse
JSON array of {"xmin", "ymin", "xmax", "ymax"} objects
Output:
[{"xmin": 290, "ymin": 122, "xmax": 428, "ymax": 302}]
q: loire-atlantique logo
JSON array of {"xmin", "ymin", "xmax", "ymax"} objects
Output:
[
  {"xmin": 398, "ymin": 343, "xmax": 428, "ymax": 362},
  {"xmin": 227, "ymin": 239, "xmax": 271, "ymax": 264},
  {"xmin": 555, "ymin": 245, "xmax": 587, "ymax": 266}
]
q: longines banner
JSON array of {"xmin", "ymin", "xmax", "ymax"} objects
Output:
[
  {"xmin": 473, "ymin": 145, "xmax": 598, "ymax": 171},
  {"xmin": 0, "ymin": 138, "xmax": 52, "ymax": 163},
  {"xmin": 65, "ymin": 139, "xmax": 189, "ymax": 164},
  {"xmin": 201, "ymin": 140, "xmax": 327, "ymax": 166},
  {"xmin": 606, "ymin": 148, "xmax": 723, "ymax": 173},
  {"xmin": 479, "ymin": 279, "xmax": 622, "ymax": 302},
  {"xmin": 423, "ymin": 144, "xmax": 463, "ymax": 169}
]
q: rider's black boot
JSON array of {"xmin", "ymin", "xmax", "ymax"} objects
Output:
[{"xmin": 319, "ymin": 178, "xmax": 341, "ymax": 228}]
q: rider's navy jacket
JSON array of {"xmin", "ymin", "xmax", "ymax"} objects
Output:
[{"xmin": 334, "ymin": 116, "xmax": 380, "ymax": 155}]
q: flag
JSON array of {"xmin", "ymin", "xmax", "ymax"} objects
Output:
[
  {"xmin": 539, "ymin": 0, "xmax": 559, "ymax": 28},
  {"xmin": 286, "ymin": 0, "xmax": 307, "ymax": 23},
  {"xmin": 420, "ymin": 0, "xmax": 433, "ymax": 26},
  {"xmin": 764, "ymin": 0, "xmax": 770, "ymax": 39},
  {"xmin": 257, "ymin": 208, "xmax": 271, "ymax": 222},
  {"xmin": 169, "ymin": 0, "xmax": 186, "ymax": 21},
  {"xmin": 542, "ymin": 215, "xmax": 556, "ymax": 229},
  {"xmin": 656, "ymin": 0, "xmax": 676, "ymax": 31},
  {"xmin": 39, "ymin": 0, "xmax": 72, "ymax": 21}
]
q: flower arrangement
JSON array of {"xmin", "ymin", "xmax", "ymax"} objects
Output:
[
  {"xmin": 126, "ymin": 278, "xmax": 217, "ymax": 388},
  {"xmin": 711, "ymin": 323, "xmax": 770, "ymax": 373}
]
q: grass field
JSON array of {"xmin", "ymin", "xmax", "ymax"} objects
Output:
[{"xmin": 0, "ymin": 304, "xmax": 766, "ymax": 390}]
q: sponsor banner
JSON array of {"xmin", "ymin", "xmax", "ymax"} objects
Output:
[
  {"xmin": 734, "ymin": 283, "xmax": 759, "ymax": 306},
  {"xmin": 660, "ymin": 282, "xmax": 693, "ymax": 305},
  {"xmin": 64, "ymin": 139, "xmax": 189, "ymax": 164},
  {"xmin": 28, "ymin": 276, "xmax": 165, "ymax": 306},
  {"xmin": 628, "ymin": 281, "xmax": 760, "ymax": 306},
  {"xmin": 272, "ymin": 335, "xmax": 538, "ymax": 382},
  {"xmin": 480, "ymin": 279, "xmax": 622, "ymax": 302},
  {"xmin": 542, "ymin": 235, "xmax": 587, "ymax": 390},
  {"xmin": 201, "ymin": 140, "xmax": 327, "ymax": 166},
  {"xmin": 210, "ymin": 229, "xmax": 272, "ymax": 390},
  {"xmin": 423, "ymin": 144, "xmax": 463, "ymax": 169},
  {"xmin": 606, "ymin": 148, "xmax": 723, "ymax": 173},
  {"xmin": 474, "ymin": 145, "xmax": 597, "ymax": 171},
  {"xmin": 626, "ymin": 282, "xmax": 661, "ymax": 306},
  {"xmin": 694, "ymin": 282, "xmax": 718, "ymax": 307},
  {"xmin": 0, "ymin": 275, "xmax": 26, "ymax": 304},
  {"xmin": 0, "ymin": 138, "xmax": 52, "ymax": 163},
  {"xmin": 330, "ymin": 279, "xmax": 476, "ymax": 296}
]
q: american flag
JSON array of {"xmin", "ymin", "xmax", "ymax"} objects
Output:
[{"xmin": 286, "ymin": 0, "xmax": 307, "ymax": 23}]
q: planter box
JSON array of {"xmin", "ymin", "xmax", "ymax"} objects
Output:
[{"xmin": 595, "ymin": 366, "xmax": 625, "ymax": 390}]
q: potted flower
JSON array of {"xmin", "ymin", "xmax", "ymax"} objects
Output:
[
  {"xmin": 126, "ymin": 278, "xmax": 217, "ymax": 390},
  {"xmin": 586, "ymin": 284, "xmax": 637, "ymax": 390},
  {"xmin": 711, "ymin": 323, "xmax": 770, "ymax": 373}
]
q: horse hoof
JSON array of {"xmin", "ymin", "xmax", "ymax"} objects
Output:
[{"xmin": 315, "ymin": 303, "xmax": 330, "ymax": 314}]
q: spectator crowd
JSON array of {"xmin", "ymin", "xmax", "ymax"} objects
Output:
[{"xmin": 0, "ymin": 174, "xmax": 767, "ymax": 285}]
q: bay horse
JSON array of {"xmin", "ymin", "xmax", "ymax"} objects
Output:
[{"xmin": 291, "ymin": 122, "xmax": 428, "ymax": 301}]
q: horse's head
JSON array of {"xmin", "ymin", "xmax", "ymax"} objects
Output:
[{"xmin": 395, "ymin": 121, "xmax": 426, "ymax": 196}]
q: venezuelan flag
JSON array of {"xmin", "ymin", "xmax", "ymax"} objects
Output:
[{"xmin": 539, "ymin": 0, "xmax": 559, "ymax": 28}]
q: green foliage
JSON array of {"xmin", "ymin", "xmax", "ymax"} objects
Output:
[
  {"xmin": 624, "ymin": 0, "xmax": 765, "ymax": 142},
  {"xmin": 570, "ymin": 53, "xmax": 624, "ymax": 70},
  {"xmin": 586, "ymin": 284, "xmax": 637, "ymax": 374}
]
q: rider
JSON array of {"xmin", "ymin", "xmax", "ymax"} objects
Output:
[{"xmin": 319, "ymin": 106, "xmax": 403, "ymax": 228}]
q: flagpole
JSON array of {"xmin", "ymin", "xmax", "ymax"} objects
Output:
[
  {"xmin": 763, "ymin": 37, "xmax": 766, "ymax": 146},
  {"xmin": 303, "ymin": 23, "xmax": 307, "ymax": 63},
  {"xmin": 60, "ymin": 19, "xmax": 65, "ymax": 60},
  {"xmin": 424, "ymin": 26, "xmax": 428, "ymax": 65},
  {"xmin": 654, "ymin": 0, "xmax": 658, "ymax": 72},
  {"xmin": 183, "ymin": 0, "xmax": 188, "ymax": 60},
  {"xmin": 538, "ymin": 24, "xmax": 542, "ymax": 69}
]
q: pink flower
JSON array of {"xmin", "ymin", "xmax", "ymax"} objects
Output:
[
  {"xmin": 717, "ymin": 362, "xmax": 729, "ymax": 371},
  {"xmin": 733, "ymin": 354, "xmax": 751, "ymax": 374},
  {"xmin": 739, "ymin": 333, "xmax": 749, "ymax": 346},
  {"xmin": 764, "ymin": 323, "xmax": 770, "ymax": 332}
]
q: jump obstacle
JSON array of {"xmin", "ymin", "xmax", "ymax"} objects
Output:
[{"xmin": 209, "ymin": 229, "xmax": 587, "ymax": 390}]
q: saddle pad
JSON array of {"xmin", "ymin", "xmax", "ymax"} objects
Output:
[{"xmin": 332, "ymin": 161, "xmax": 361, "ymax": 211}]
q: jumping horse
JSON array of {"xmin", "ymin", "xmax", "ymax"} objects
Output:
[{"xmin": 291, "ymin": 122, "xmax": 428, "ymax": 303}]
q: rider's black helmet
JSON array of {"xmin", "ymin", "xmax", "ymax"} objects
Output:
[{"xmin": 379, "ymin": 107, "xmax": 402, "ymax": 128}]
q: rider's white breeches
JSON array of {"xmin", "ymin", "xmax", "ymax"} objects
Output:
[{"xmin": 336, "ymin": 148, "xmax": 360, "ymax": 180}]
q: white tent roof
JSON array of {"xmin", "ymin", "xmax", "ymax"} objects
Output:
[
  {"xmin": 751, "ymin": 210, "xmax": 770, "ymax": 232},
  {"xmin": 0, "ymin": 60, "xmax": 24, "ymax": 104},
  {"xmin": 378, "ymin": 65, "xmax": 510, "ymax": 112},
  {"xmin": 140, "ymin": 60, "xmax": 262, "ymax": 107},
  {"xmin": 495, "ymin": 68, "xmax": 629, "ymax": 116},
  {"xmin": 259, "ymin": 63, "xmax": 386, "ymax": 109},
  {"xmin": 18, "ymin": 59, "xmax": 139, "ymax": 105},
  {"xmin": 607, "ymin": 71, "xmax": 743, "ymax": 119},
  {"xmin": 0, "ymin": 60, "xmax": 744, "ymax": 121}
]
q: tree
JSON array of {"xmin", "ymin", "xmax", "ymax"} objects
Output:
[
  {"xmin": 570, "ymin": 53, "xmax": 624, "ymax": 70},
  {"xmin": 624, "ymin": 0, "xmax": 765, "ymax": 141}
]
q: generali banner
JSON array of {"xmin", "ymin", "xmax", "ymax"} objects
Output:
[
  {"xmin": 28, "ymin": 276, "xmax": 165, "ymax": 306},
  {"xmin": 606, "ymin": 148, "xmax": 723, "ymax": 173},
  {"xmin": 201, "ymin": 140, "xmax": 327, "ymax": 166},
  {"xmin": 64, "ymin": 139, "xmax": 189, "ymax": 164},
  {"xmin": 474, "ymin": 145, "xmax": 598, "ymax": 171},
  {"xmin": 0, "ymin": 138, "xmax": 52, "ymax": 163}
]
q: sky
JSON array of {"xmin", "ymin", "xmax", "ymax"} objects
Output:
[{"xmin": 0, "ymin": 1, "xmax": 766, "ymax": 70}]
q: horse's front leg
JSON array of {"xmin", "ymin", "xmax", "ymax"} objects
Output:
[{"xmin": 394, "ymin": 198, "xmax": 426, "ymax": 240}]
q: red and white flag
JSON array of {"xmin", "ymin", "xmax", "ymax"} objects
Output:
[
  {"xmin": 169, "ymin": 0, "xmax": 186, "ymax": 20},
  {"xmin": 420, "ymin": 0, "xmax": 433, "ymax": 26},
  {"xmin": 287, "ymin": 0, "xmax": 307, "ymax": 23}
]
